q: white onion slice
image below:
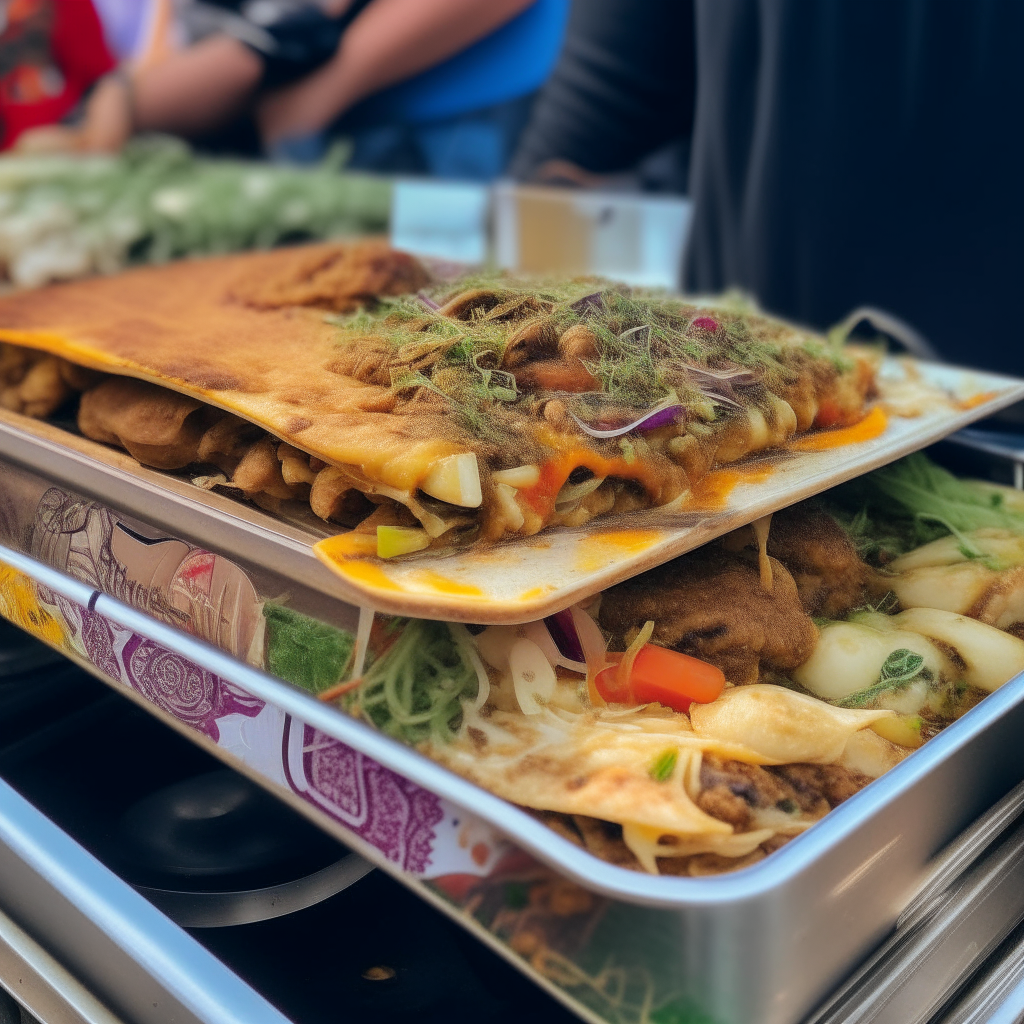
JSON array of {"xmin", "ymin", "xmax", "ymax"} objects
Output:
[{"xmin": 509, "ymin": 638, "xmax": 557, "ymax": 715}]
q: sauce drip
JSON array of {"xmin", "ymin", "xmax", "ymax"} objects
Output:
[{"xmin": 789, "ymin": 406, "xmax": 888, "ymax": 452}]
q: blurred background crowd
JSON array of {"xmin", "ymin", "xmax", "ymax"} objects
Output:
[{"xmin": 0, "ymin": 0, "xmax": 1021, "ymax": 376}]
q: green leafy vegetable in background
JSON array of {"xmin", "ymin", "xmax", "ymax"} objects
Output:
[
  {"xmin": 263, "ymin": 602, "xmax": 355, "ymax": 695},
  {"xmin": 346, "ymin": 618, "xmax": 481, "ymax": 745},
  {"xmin": 826, "ymin": 452, "xmax": 1024, "ymax": 564},
  {"xmin": 0, "ymin": 136, "xmax": 391, "ymax": 288}
]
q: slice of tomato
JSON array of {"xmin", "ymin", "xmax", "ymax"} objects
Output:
[{"xmin": 594, "ymin": 645, "xmax": 725, "ymax": 712}]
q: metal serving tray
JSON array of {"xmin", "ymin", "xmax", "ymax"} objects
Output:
[{"xmin": 2, "ymin": 443, "xmax": 1024, "ymax": 1024}]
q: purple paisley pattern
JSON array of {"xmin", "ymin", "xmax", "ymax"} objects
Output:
[
  {"xmin": 121, "ymin": 634, "xmax": 263, "ymax": 742},
  {"xmin": 287, "ymin": 721, "xmax": 443, "ymax": 873},
  {"xmin": 80, "ymin": 609, "xmax": 120, "ymax": 680}
]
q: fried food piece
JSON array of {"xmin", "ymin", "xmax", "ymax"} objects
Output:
[
  {"xmin": 766, "ymin": 505, "xmax": 871, "ymax": 617},
  {"xmin": 0, "ymin": 347, "xmax": 73, "ymax": 418},
  {"xmin": 599, "ymin": 546, "xmax": 818, "ymax": 683},
  {"xmin": 196, "ymin": 414, "xmax": 265, "ymax": 475},
  {"xmin": 230, "ymin": 437, "xmax": 296, "ymax": 500},
  {"xmin": 78, "ymin": 377, "xmax": 212, "ymax": 469}
]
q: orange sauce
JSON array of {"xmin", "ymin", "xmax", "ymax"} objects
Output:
[
  {"xmin": 789, "ymin": 406, "xmax": 888, "ymax": 453},
  {"xmin": 316, "ymin": 533, "xmax": 378, "ymax": 559},
  {"xmin": 518, "ymin": 446, "xmax": 665, "ymax": 519},
  {"xmin": 313, "ymin": 534, "xmax": 402, "ymax": 591},
  {"xmin": 574, "ymin": 528, "xmax": 663, "ymax": 572},
  {"xmin": 409, "ymin": 570, "xmax": 483, "ymax": 597},
  {"xmin": 957, "ymin": 390, "xmax": 999, "ymax": 411},
  {"xmin": 689, "ymin": 463, "xmax": 775, "ymax": 510}
]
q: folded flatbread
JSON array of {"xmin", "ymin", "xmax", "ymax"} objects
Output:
[{"xmin": 0, "ymin": 241, "xmax": 876, "ymax": 553}]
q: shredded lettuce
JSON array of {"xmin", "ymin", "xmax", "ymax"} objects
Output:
[
  {"xmin": 826, "ymin": 453, "xmax": 1024, "ymax": 563},
  {"xmin": 345, "ymin": 618, "xmax": 480, "ymax": 745}
]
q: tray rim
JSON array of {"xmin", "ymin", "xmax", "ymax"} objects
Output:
[{"xmin": 4, "ymin": 540, "xmax": 1023, "ymax": 910}]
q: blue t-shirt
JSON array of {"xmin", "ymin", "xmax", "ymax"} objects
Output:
[{"xmin": 343, "ymin": 0, "xmax": 569, "ymax": 127}]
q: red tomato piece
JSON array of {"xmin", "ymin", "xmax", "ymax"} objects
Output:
[{"xmin": 594, "ymin": 645, "xmax": 725, "ymax": 712}]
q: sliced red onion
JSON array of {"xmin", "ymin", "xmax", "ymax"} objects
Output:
[
  {"xmin": 686, "ymin": 365, "xmax": 757, "ymax": 384},
  {"xmin": 690, "ymin": 316, "xmax": 720, "ymax": 332},
  {"xmin": 417, "ymin": 292, "xmax": 441, "ymax": 311},
  {"xmin": 699, "ymin": 389, "xmax": 743, "ymax": 410},
  {"xmin": 619, "ymin": 324, "xmax": 650, "ymax": 342},
  {"xmin": 570, "ymin": 291, "xmax": 605, "ymax": 315},
  {"xmin": 569, "ymin": 400, "xmax": 684, "ymax": 439},
  {"xmin": 544, "ymin": 609, "xmax": 586, "ymax": 666}
]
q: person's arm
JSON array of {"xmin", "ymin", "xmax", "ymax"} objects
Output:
[{"xmin": 258, "ymin": 0, "xmax": 536, "ymax": 145}]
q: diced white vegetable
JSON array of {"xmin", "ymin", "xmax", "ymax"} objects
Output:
[
  {"xmin": 419, "ymin": 453, "xmax": 482, "ymax": 508},
  {"xmin": 509, "ymin": 638, "xmax": 557, "ymax": 715},
  {"xmin": 493, "ymin": 482, "xmax": 525, "ymax": 531},
  {"xmin": 475, "ymin": 626, "xmax": 519, "ymax": 670},
  {"xmin": 793, "ymin": 621, "xmax": 948, "ymax": 704},
  {"xmin": 475, "ymin": 621, "xmax": 562, "ymax": 672},
  {"xmin": 893, "ymin": 607, "xmax": 1024, "ymax": 692},
  {"xmin": 889, "ymin": 562, "xmax": 995, "ymax": 615},
  {"xmin": 491, "ymin": 465, "xmax": 540, "ymax": 489}
]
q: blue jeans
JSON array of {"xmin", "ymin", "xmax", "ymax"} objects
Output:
[{"xmin": 268, "ymin": 94, "xmax": 535, "ymax": 181}]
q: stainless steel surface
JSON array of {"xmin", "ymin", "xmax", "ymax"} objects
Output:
[
  {"xmin": 0, "ymin": 773, "xmax": 293, "ymax": 1024},
  {"xmin": 135, "ymin": 852, "xmax": 373, "ymax": 929},
  {"xmin": 947, "ymin": 427, "xmax": 1024, "ymax": 490},
  {"xmin": 0, "ymin": 899, "xmax": 124, "ymax": 1024},
  {"xmin": 936, "ymin": 930, "xmax": 1024, "ymax": 1024},
  {"xmin": 4, "ymin": 541, "xmax": 1024, "ymax": 1024},
  {"xmin": 806, "ymin": 781, "xmax": 1024, "ymax": 1023}
]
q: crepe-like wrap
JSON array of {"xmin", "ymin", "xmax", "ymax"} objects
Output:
[{"xmin": 0, "ymin": 241, "xmax": 876, "ymax": 552}]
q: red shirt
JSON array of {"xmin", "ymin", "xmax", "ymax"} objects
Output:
[{"xmin": 0, "ymin": 0, "xmax": 115, "ymax": 149}]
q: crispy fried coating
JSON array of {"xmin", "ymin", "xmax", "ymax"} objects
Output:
[
  {"xmin": 78, "ymin": 377, "xmax": 212, "ymax": 469},
  {"xmin": 767, "ymin": 505, "xmax": 871, "ymax": 617},
  {"xmin": 598, "ymin": 546, "xmax": 818, "ymax": 683}
]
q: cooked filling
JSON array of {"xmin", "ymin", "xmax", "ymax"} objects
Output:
[
  {"xmin": 0, "ymin": 242, "xmax": 877, "ymax": 554},
  {"xmin": 312, "ymin": 456, "xmax": 1024, "ymax": 876}
]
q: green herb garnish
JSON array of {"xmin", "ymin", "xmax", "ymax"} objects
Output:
[
  {"xmin": 834, "ymin": 648, "xmax": 929, "ymax": 709},
  {"xmin": 649, "ymin": 749, "xmax": 678, "ymax": 782}
]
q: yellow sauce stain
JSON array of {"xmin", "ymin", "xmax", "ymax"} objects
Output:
[
  {"xmin": 689, "ymin": 463, "xmax": 775, "ymax": 510},
  {"xmin": 313, "ymin": 535, "xmax": 402, "ymax": 592},
  {"xmin": 788, "ymin": 406, "xmax": 888, "ymax": 453},
  {"xmin": 321, "ymin": 556, "xmax": 402, "ymax": 592},
  {"xmin": 316, "ymin": 533, "xmax": 378, "ymax": 559},
  {"xmin": 957, "ymin": 390, "xmax": 999, "ymax": 411},
  {"xmin": 574, "ymin": 529, "xmax": 664, "ymax": 573},
  {"xmin": 409, "ymin": 570, "xmax": 484, "ymax": 597},
  {"xmin": 518, "ymin": 585, "xmax": 554, "ymax": 601}
]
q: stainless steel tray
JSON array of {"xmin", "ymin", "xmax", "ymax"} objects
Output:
[
  {"xmin": 2, "ymin": 526, "xmax": 1024, "ymax": 1024},
  {"xmin": 3, "ymin": 424, "xmax": 1024, "ymax": 1023}
]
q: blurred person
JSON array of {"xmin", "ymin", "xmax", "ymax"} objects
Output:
[
  {"xmin": 512, "ymin": 0, "xmax": 1024, "ymax": 377},
  {"xmin": 0, "ymin": 0, "xmax": 116, "ymax": 150},
  {"xmin": 19, "ymin": 0, "xmax": 569, "ymax": 179}
]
